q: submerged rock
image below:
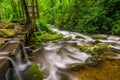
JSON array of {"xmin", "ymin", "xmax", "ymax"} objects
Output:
[
  {"xmin": 63, "ymin": 36, "xmax": 72, "ymax": 41},
  {"xmin": 66, "ymin": 63, "xmax": 87, "ymax": 71},
  {"xmin": 91, "ymin": 35, "xmax": 107, "ymax": 39},
  {"xmin": 75, "ymin": 35, "xmax": 85, "ymax": 39},
  {"xmin": 73, "ymin": 58, "xmax": 120, "ymax": 80}
]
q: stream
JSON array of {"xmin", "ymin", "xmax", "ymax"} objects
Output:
[
  {"xmin": 1, "ymin": 26, "xmax": 120, "ymax": 80},
  {"xmin": 29, "ymin": 26, "xmax": 120, "ymax": 80}
]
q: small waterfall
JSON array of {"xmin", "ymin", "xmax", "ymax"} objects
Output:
[
  {"xmin": 0, "ymin": 57, "xmax": 22, "ymax": 80},
  {"xmin": 8, "ymin": 40, "xmax": 28, "ymax": 59},
  {"xmin": 8, "ymin": 40, "xmax": 31, "ymax": 71}
]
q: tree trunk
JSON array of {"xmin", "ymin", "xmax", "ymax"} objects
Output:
[{"xmin": 21, "ymin": 0, "xmax": 31, "ymax": 25}]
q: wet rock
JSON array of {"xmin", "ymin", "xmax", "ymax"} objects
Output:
[
  {"xmin": 75, "ymin": 35, "xmax": 85, "ymax": 39},
  {"xmin": 94, "ymin": 40, "xmax": 102, "ymax": 43},
  {"xmin": 91, "ymin": 35, "xmax": 107, "ymax": 39},
  {"xmin": 66, "ymin": 63, "xmax": 87, "ymax": 71},
  {"xmin": 63, "ymin": 36, "xmax": 72, "ymax": 41},
  {"xmin": 79, "ymin": 43, "xmax": 110, "ymax": 55},
  {"xmin": 66, "ymin": 57, "xmax": 102, "ymax": 71},
  {"xmin": 85, "ymin": 56, "xmax": 102, "ymax": 66},
  {"xmin": 0, "ymin": 59, "xmax": 9, "ymax": 80},
  {"xmin": 38, "ymin": 33, "xmax": 64, "ymax": 41},
  {"xmin": 25, "ymin": 46, "xmax": 33, "ymax": 56}
]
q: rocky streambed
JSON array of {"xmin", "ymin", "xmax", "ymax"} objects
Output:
[{"xmin": 28, "ymin": 26, "xmax": 120, "ymax": 80}]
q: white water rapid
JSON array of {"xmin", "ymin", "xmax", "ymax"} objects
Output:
[
  {"xmin": 0, "ymin": 56, "xmax": 22, "ymax": 80},
  {"xmin": 32, "ymin": 26, "xmax": 120, "ymax": 80}
]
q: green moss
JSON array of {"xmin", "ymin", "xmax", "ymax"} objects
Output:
[
  {"xmin": 28, "ymin": 64, "xmax": 44, "ymax": 80},
  {"xmin": 63, "ymin": 36, "xmax": 72, "ymax": 41},
  {"xmin": 91, "ymin": 35, "xmax": 107, "ymax": 39},
  {"xmin": 0, "ymin": 29, "xmax": 16, "ymax": 38},
  {"xmin": 38, "ymin": 33, "xmax": 63, "ymax": 41},
  {"xmin": 79, "ymin": 45, "xmax": 91, "ymax": 52},
  {"xmin": 79, "ymin": 43, "xmax": 110, "ymax": 55}
]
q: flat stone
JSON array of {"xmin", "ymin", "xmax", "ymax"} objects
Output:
[
  {"xmin": 0, "ymin": 41, "xmax": 21, "ymax": 56},
  {"xmin": 0, "ymin": 51, "xmax": 9, "ymax": 56}
]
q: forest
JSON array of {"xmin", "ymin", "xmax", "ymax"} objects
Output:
[
  {"xmin": 0, "ymin": 0, "xmax": 120, "ymax": 34},
  {"xmin": 0, "ymin": 0, "xmax": 120, "ymax": 80}
]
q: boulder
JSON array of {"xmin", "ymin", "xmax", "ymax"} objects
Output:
[
  {"xmin": 63, "ymin": 36, "xmax": 72, "ymax": 41},
  {"xmin": 27, "ymin": 64, "xmax": 44, "ymax": 80},
  {"xmin": 0, "ymin": 29, "xmax": 16, "ymax": 38},
  {"xmin": 79, "ymin": 43, "xmax": 110, "ymax": 55},
  {"xmin": 91, "ymin": 35, "xmax": 107, "ymax": 39}
]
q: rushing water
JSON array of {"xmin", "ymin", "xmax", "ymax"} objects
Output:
[
  {"xmin": 0, "ymin": 40, "xmax": 31, "ymax": 80},
  {"xmin": 8, "ymin": 40, "xmax": 28, "ymax": 59},
  {"xmin": 30, "ymin": 26, "xmax": 120, "ymax": 80},
  {"xmin": 8, "ymin": 40, "xmax": 31, "ymax": 70},
  {"xmin": 1, "ymin": 26, "xmax": 120, "ymax": 80},
  {"xmin": 0, "ymin": 56, "xmax": 22, "ymax": 80}
]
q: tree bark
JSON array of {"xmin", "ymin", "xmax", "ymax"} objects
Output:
[{"xmin": 21, "ymin": 0, "xmax": 31, "ymax": 25}]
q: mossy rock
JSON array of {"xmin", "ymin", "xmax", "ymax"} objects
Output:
[
  {"xmin": 63, "ymin": 36, "xmax": 72, "ymax": 41},
  {"xmin": 28, "ymin": 64, "xmax": 44, "ymax": 80},
  {"xmin": 79, "ymin": 43, "xmax": 110, "ymax": 55},
  {"xmin": 38, "ymin": 33, "xmax": 63, "ymax": 41},
  {"xmin": 75, "ymin": 35, "xmax": 85, "ymax": 39},
  {"xmin": 79, "ymin": 44, "xmax": 93, "ymax": 51},
  {"xmin": 91, "ymin": 35, "xmax": 107, "ymax": 39},
  {"xmin": 0, "ymin": 29, "xmax": 16, "ymax": 38},
  {"xmin": 4, "ymin": 25, "xmax": 14, "ymax": 29}
]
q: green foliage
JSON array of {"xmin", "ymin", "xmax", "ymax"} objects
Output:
[
  {"xmin": 0, "ymin": 0, "xmax": 22, "ymax": 22},
  {"xmin": 1, "ymin": 0, "xmax": 120, "ymax": 34},
  {"xmin": 38, "ymin": 0, "xmax": 120, "ymax": 34},
  {"xmin": 34, "ymin": 32, "xmax": 41, "ymax": 36},
  {"xmin": 38, "ymin": 19, "xmax": 53, "ymax": 32}
]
